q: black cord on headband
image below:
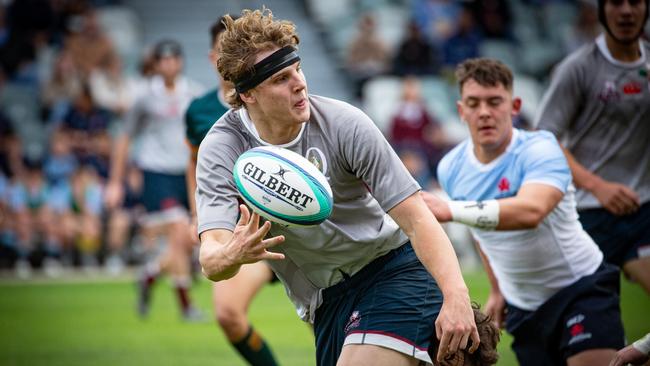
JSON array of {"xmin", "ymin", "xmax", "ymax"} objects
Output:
[{"xmin": 234, "ymin": 46, "xmax": 301, "ymax": 93}]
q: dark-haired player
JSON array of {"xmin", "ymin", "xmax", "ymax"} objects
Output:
[
  {"xmin": 534, "ymin": 0, "xmax": 650, "ymax": 294},
  {"xmin": 423, "ymin": 58, "xmax": 626, "ymax": 366}
]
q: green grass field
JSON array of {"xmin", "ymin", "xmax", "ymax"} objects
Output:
[{"xmin": 0, "ymin": 270, "xmax": 648, "ymax": 366}]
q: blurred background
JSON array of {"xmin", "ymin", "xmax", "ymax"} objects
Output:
[{"xmin": 0, "ymin": 0, "xmax": 649, "ymax": 365}]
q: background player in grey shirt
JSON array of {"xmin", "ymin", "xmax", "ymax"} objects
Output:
[
  {"xmin": 105, "ymin": 40, "xmax": 205, "ymax": 320},
  {"xmin": 196, "ymin": 8, "xmax": 481, "ymax": 366},
  {"xmin": 534, "ymin": 0, "xmax": 650, "ymax": 295}
]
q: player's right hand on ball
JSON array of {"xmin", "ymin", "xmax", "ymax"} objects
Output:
[{"xmin": 229, "ymin": 204, "xmax": 285, "ymax": 265}]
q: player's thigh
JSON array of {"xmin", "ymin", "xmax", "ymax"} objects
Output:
[
  {"xmin": 212, "ymin": 261, "xmax": 274, "ymax": 311},
  {"xmin": 567, "ymin": 348, "xmax": 617, "ymax": 366},
  {"xmin": 623, "ymin": 256, "xmax": 650, "ymax": 292},
  {"xmin": 337, "ymin": 344, "xmax": 420, "ymax": 366}
]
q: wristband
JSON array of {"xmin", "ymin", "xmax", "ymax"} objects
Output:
[
  {"xmin": 448, "ymin": 200, "xmax": 500, "ymax": 230},
  {"xmin": 633, "ymin": 333, "xmax": 650, "ymax": 355}
]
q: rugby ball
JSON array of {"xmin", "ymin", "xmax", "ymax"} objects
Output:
[{"xmin": 233, "ymin": 146, "xmax": 333, "ymax": 227}]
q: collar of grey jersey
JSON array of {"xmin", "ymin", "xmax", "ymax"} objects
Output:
[
  {"xmin": 238, "ymin": 108, "xmax": 306, "ymax": 148},
  {"xmin": 596, "ymin": 34, "xmax": 648, "ymax": 68}
]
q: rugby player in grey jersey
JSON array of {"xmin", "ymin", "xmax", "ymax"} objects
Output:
[
  {"xmin": 534, "ymin": 0, "xmax": 650, "ymax": 295},
  {"xmin": 195, "ymin": 8, "xmax": 481, "ymax": 366},
  {"xmin": 105, "ymin": 39, "xmax": 205, "ymax": 320}
]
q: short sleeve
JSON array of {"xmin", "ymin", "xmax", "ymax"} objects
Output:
[
  {"xmin": 520, "ymin": 132, "xmax": 571, "ymax": 193},
  {"xmin": 195, "ymin": 127, "xmax": 244, "ymax": 234},
  {"xmin": 533, "ymin": 52, "xmax": 586, "ymax": 138},
  {"xmin": 338, "ymin": 107, "xmax": 420, "ymax": 211}
]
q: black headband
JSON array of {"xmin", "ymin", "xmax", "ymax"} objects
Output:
[{"xmin": 234, "ymin": 46, "xmax": 300, "ymax": 93}]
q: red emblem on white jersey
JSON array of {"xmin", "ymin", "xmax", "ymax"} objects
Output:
[{"xmin": 498, "ymin": 177, "xmax": 510, "ymax": 192}]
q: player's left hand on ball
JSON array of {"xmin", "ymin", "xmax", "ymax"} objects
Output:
[
  {"xmin": 435, "ymin": 293, "xmax": 480, "ymax": 364},
  {"xmin": 421, "ymin": 191, "xmax": 452, "ymax": 222}
]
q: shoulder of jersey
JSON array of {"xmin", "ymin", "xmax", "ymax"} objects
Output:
[{"xmin": 233, "ymin": 146, "xmax": 333, "ymax": 227}]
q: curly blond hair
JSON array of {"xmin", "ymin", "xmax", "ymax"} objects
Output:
[{"xmin": 217, "ymin": 8, "xmax": 300, "ymax": 108}]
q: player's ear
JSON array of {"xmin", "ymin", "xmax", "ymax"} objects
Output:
[
  {"xmin": 511, "ymin": 97, "xmax": 522, "ymax": 116},
  {"xmin": 239, "ymin": 90, "xmax": 256, "ymax": 104},
  {"xmin": 456, "ymin": 100, "xmax": 466, "ymax": 123}
]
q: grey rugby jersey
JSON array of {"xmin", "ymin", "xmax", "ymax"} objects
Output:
[
  {"xmin": 534, "ymin": 35, "xmax": 650, "ymax": 209},
  {"xmin": 124, "ymin": 75, "xmax": 204, "ymax": 174},
  {"xmin": 196, "ymin": 95, "xmax": 419, "ymax": 321}
]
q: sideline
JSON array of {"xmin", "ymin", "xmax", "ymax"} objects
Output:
[{"xmin": 0, "ymin": 268, "xmax": 137, "ymax": 286}]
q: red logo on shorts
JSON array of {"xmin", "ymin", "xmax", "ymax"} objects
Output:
[
  {"xmin": 498, "ymin": 177, "xmax": 510, "ymax": 192},
  {"xmin": 570, "ymin": 323, "xmax": 584, "ymax": 337}
]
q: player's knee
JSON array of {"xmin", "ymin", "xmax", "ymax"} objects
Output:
[{"xmin": 215, "ymin": 305, "xmax": 247, "ymax": 335}]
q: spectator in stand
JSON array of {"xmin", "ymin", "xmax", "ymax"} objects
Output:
[
  {"xmin": 411, "ymin": 0, "xmax": 461, "ymax": 47},
  {"xmin": 89, "ymin": 52, "xmax": 140, "ymax": 119},
  {"xmin": 8, "ymin": 158, "xmax": 61, "ymax": 278},
  {"xmin": 345, "ymin": 13, "xmax": 391, "ymax": 99},
  {"xmin": 0, "ymin": 111, "xmax": 23, "ymax": 261},
  {"xmin": 389, "ymin": 77, "xmax": 451, "ymax": 178},
  {"xmin": 60, "ymin": 84, "xmax": 112, "ymax": 179},
  {"xmin": 443, "ymin": 6, "xmax": 482, "ymax": 70},
  {"xmin": 70, "ymin": 163, "xmax": 104, "ymax": 270},
  {"xmin": 41, "ymin": 50, "xmax": 83, "ymax": 126},
  {"xmin": 63, "ymin": 7, "xmax": 115, "ymax": 79},
  {"xmin": 470, "ymin": 0, "xmax": 513, "ymax": 41},
  {"xmin": 393, "ymin": 20, "xmax": 438, "ymax": 76}
]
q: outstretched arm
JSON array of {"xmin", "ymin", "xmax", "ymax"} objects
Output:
[
  {"xmin": 199, "ymin": 205, "xmax": 285, "ymax": 282},
  {"xmin": 389, "ymin": 192, "xmax": 479, "ymax": 363},
  {"xmin": 422, "ymin": 183, "xmax": 564, "ymax": 230},
  {"xmin": 559, "ymin": 145, "xmax": 639, "ymax": 216}
]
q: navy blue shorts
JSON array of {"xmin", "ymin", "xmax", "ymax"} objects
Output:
[
  {"xmin": 579, "ymin": 201, "xmax": 650, "ymax": 266},
  {"xmin": 314, "ymin": 242, "xmax": 443, "ymax": 366},
  {"xmin": 505, "ymin": 263, "xmax": 625, "ymax": 366},
  {"xmin": 141, "ymin": 170, "xmax": 188, "ymax": 213}
]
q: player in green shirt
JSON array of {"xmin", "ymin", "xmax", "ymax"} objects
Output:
[{"xmin": 184, "ymin": 16, "xmax": 280, "ymax": 366}]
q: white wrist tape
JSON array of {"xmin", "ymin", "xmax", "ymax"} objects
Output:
[
  {"xmin": 448, "ymin": 200, "xmax": 500, "ymax": 230},
  {"xmin": 633, "ymin": 333, "xmax": 650, "ymax": 355}
]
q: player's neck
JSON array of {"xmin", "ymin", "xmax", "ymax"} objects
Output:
[
  {"xmin": 605, "ymin": 33, "xmax": 642, "ymax": 62},
  {"xmin": 473, "ymin": 132, "xmax": 512, "ymax": 164},
  {"xmin": 247, "ymin": 109, "xmax": 302, "ymax": 145}
]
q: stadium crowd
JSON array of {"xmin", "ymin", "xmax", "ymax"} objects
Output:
[{"xmin": 0, "ymin": 0, "xmax": 631, "ymax": 278}]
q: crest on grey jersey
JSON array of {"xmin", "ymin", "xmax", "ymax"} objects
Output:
[{"xmin": 306, "ymin": 147, "xmax": 328, "ymax": 175}]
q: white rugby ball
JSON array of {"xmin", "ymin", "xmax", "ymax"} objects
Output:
[{"xmin": 233, "ymin": 146, "xmax": 333, "ymax": 227}]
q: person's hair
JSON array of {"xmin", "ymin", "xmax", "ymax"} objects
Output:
[
  {"xmin": 598, "ymin": 0, "xmax": 649, "ymax": 35},
  {"xmin": 429, "ymin": 303, "xmax": 500, "ymax": 366},
  {"xmin": 210, "ymin": 15, "xmax": 239, "ymax": 47},
  {"xmin": 217, "ymin": 8, "xmax": 300, "ymax": 108},
  {"xmin": 455, "ymin": 58, "xmax": 513, "ymax": 94}
]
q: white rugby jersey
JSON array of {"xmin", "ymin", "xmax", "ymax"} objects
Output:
[
  {"xmin": 438, "ymin": 129, "xmax": 603, "ymax": 311},
  {"xmin": 196, "ymin": 95, "xmax": 419, "ymax": 322}
]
